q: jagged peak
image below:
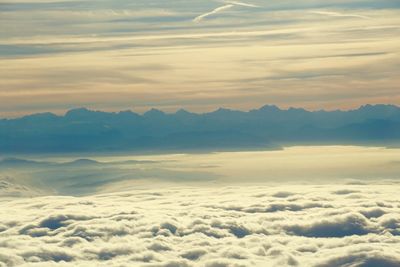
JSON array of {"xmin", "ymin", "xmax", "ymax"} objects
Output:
[
  {"xmin": 358, "ymin": 104, "xmax": 399, "ymax": 111},
  {"xmin": 175, "ymin": 109, "xmax": 196, "ymax": 116},
  {"xmin": 212, "ymin": 107, "xmax": 235, "ymax": 114},
  {"xmin": 249, "ymin": 104, "xmax": 281, "ymax": 113},
  {"xmin": 21, "ymin": 112, "xmax": 58, "ymax": 120},
  {"xmin": 175, "ymin": 108, "xmax": 190, "ymax": 114},
  {"xmin": 118, "ymin": 110, "xmax": 140, "ymax": 117},
  {"xmin": 259, "ymin": 104, "xmax": 281, "ymax": 111},
  {"xmin": 65, "ymin": 107, "xmax": 93, "ymax": 117},
  {"xmin": 287, "ymin": 107, "xmax": 307, "ymax": 112},
  {"xmin": 143, "ymin": 108, "xmax": 165, "ymax": 116}
]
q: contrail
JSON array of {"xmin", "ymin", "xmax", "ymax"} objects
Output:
[
  {"xmin": 310, "ymin": 11, "xmax": 370, "ymax": 20},
  {"xmin": 193, "ymin": 4, "xmax": 234, "ymax": 22},
  {"xmin": 193, "ymin": 1, "xmax": 258, "ymax": 23},
  {"xmin": 223, "ymin": 1, "xmax": 259, "ymax": 8}
]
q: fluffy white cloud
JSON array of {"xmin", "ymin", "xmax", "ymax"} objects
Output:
[{"xmin": 1, "ymin": 184, "xmax": 399, "ymax": 266}]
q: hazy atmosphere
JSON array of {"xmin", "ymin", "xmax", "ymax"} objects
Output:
[
  {"xmin": 1, "ymin": 0, "xmax": 400, "ymax": 266},
  {"xmin": 1, "ymin": 0, "xmax": 400, "ymax": 116}
]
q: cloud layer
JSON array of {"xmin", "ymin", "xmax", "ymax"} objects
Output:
[
  {"xmin": 2, "ymin": 146, "xmax": 400, "ymax": 197},
  {"xmin": 1, "ymin": 184, "xmax": 400, "ymax": 266}
]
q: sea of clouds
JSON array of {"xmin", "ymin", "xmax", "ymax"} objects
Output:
[{"xmin": 1, "ymin": 184, "xmax": 400, "ymax": 267}]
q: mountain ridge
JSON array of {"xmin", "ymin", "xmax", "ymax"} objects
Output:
[
  {"xmin": 2, "ymin": 104, "xmax": 400, "ymax": 121},
  {"xmin": 1, "ymin": 104, "xmax": 399, "ymax": 153}
]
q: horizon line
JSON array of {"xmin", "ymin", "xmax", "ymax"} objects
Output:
[{"xmin": 1, "ymin": 103, "xmax": 400, "ymax": 120}]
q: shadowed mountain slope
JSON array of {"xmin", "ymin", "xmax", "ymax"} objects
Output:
[{"xmin": 1, "ymin": 104, "xmax": 400, "ymax": 153}]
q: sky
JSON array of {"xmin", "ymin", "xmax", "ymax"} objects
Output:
[{"xmin": 1, "ymin": 0, "xmax": 400, "ymax": 117}]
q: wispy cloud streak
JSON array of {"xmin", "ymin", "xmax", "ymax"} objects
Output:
[
  {"xmin": 223, "ymin": 1, "xmax": 259, "ymax": 8},
  {"xmin": 193, "ymin": 4, "xmax": 234, "ymax": 22},
  {"xmin": 310, "ymin": 10, "xmax": 370, "ymax": 19},
  {"xmin": 193, "ymin": 1, "xmax": 258, "ymax": 22},
  {"xmin": 1, "ymin": 1, "xmax": 399, "ymax": 115}
]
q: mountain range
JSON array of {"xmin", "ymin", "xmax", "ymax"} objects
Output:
[{"xmin": 1, "ymin": 104, "xmax": 400, "ymax": 153}]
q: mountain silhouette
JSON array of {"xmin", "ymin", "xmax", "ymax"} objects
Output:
[{"xmin": 1, "ymin": 104, "xmax": 399, "ymax": 153}]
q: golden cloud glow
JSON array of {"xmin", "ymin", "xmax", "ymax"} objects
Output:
[{"xmin": 0, "ymin": 1, "xmax": 400, "ymax": 116}]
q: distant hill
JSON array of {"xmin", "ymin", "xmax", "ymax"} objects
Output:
[{"xmin": 1, "ymin": 104, "xmax": 400, "ymax": 153}]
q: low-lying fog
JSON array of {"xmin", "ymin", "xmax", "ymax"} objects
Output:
[
  {"xmin": 1, "ymin": 146, "xmax": 400, "ymax": 266},
  {"xmin": 1, "ymin": 146, "xmax": 399, "ymax": 196}
]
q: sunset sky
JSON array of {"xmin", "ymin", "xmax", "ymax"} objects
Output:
[{"xmin": 1, "ymin": 0, "xmax": 400, "ymax": 117}]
